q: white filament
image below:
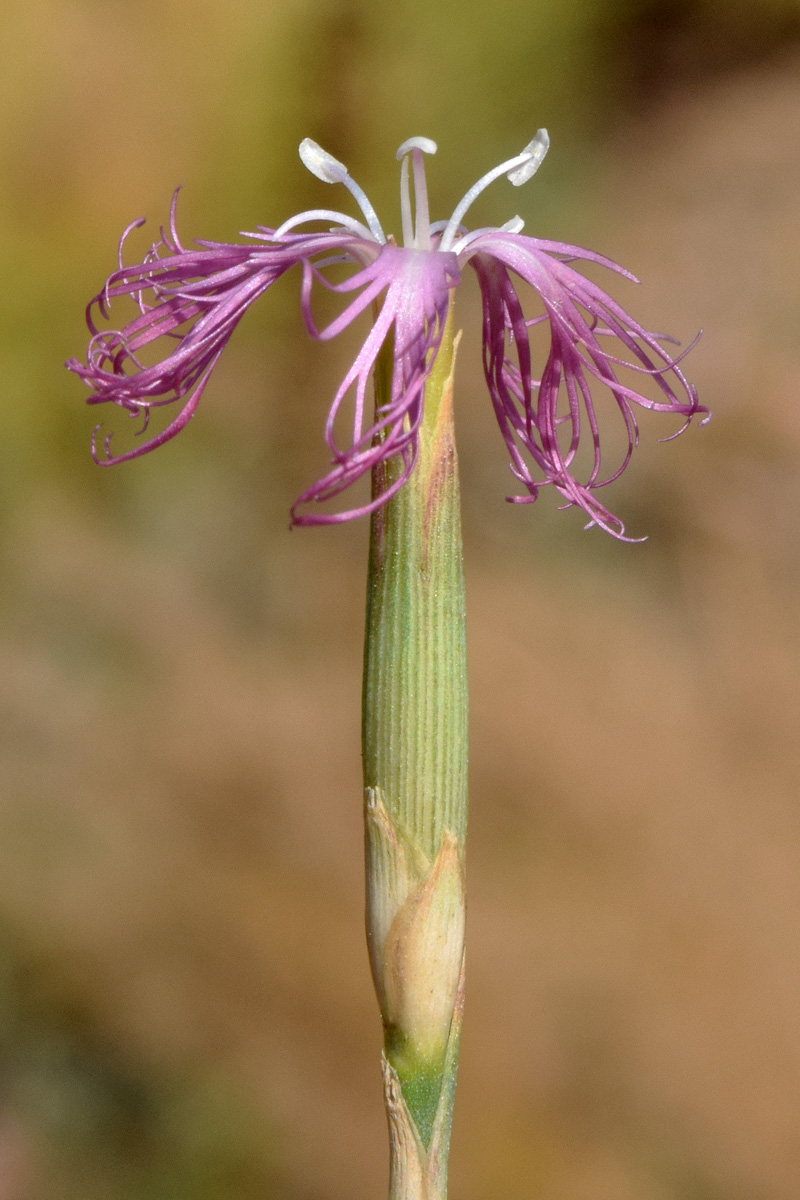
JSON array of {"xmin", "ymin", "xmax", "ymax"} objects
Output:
[
  {"xmin": 298, "ymin": 138, "xmax": 386, "ymax": 243},
  {"xmin": 274, "ymin": 208, "xmax": 375, "ymax": 242},
  {"xmin": 438, "ymin": 129, "xmax": 550, "ymax": 252},
  {"xmin": 450, "ymin": 214, "xmax": 527, "ymax": 257}
]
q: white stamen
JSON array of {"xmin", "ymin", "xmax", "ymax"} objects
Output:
[
  {"xmin": 274, "ymin": 208, "xmax": 376, "ymax": 242},
  {"xmin": 395, "ymin": 136, "xmax": 437, "ymax": 160},
  {"xmin": 299, "ymin": 138, "xmax": 349, "ymax": 183},
  {"xmin": 506, "ymin": 129, "xmax": 549, "ymax": 185},
  {"xmin": 450, "ymin": 215, "xmax": 525, "ymax": 256},
  {"xmin": 438, "ymin": 129, "xmax": 551, "ymax": 253},
  {"xmin": 297, "ymin": 138, "xmax": 386, "ymax": 244}
]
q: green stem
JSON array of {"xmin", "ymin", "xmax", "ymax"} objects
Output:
[{"xmin": 363, "ymin": 302, "xmax": 468, "ymax": 1200}]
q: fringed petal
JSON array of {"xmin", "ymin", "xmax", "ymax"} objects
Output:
[
  {"xmin": 466, "ymin": 231, "xmax": 707, "ymax": 539},
  {"xmin": 66, "ymin": 211, "xmax": 364, "ymax": 464}
]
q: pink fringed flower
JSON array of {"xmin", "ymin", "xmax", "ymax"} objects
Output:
[{"xmin": 67, "ymin": 132, "xmax": 707, "ymax": 536}]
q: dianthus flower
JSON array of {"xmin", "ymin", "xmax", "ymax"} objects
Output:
[{"xmin": 67, "ymin": 132, "xmax": 706, "ymax": 537}]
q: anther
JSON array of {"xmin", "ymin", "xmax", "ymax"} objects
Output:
[
  {"xmin": 299, "ymin": 138, "xmax": 349, "ymax": 184},
  {"xmin": 438, "ymin": 128, "xmax": 552, "ymax": 253},
  {"xmin": 506, "ymin": 129, "xmax": 550, "ymax": 186},
  {"xmin": 298, "ymin": 137, "xmax": 386, "ymax": 244}
]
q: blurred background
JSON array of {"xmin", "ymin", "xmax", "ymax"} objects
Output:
[{"xmin": 1, "ymin": 0, "xmax": 799, "ymax": 1196}]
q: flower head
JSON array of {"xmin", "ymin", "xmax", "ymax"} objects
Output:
[{"xmin": 67, "ymin": 132, "xmax": 707, "ymax": 537}]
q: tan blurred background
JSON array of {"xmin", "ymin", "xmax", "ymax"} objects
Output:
[{"xmin": 1, "ymin": 0, "xmax": 799, "ymax": 1196}]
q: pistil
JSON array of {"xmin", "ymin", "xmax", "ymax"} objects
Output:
[{"xmin": 396, "ymin": 137, "xmax": 437, "ymax": 249}]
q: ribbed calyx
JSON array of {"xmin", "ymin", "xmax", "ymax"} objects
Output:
[
  {"xmin": 363, "ymin": 304, "xmax": 468, "ymax": 1199},
  {"xmin": 362, "ymin": 305, "xmax": 468, "ymax": 861}
]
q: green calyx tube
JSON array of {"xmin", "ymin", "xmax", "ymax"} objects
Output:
[{"xmin": 362, "ymin": 302, "xmax": 468, "ymax": 1200}]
